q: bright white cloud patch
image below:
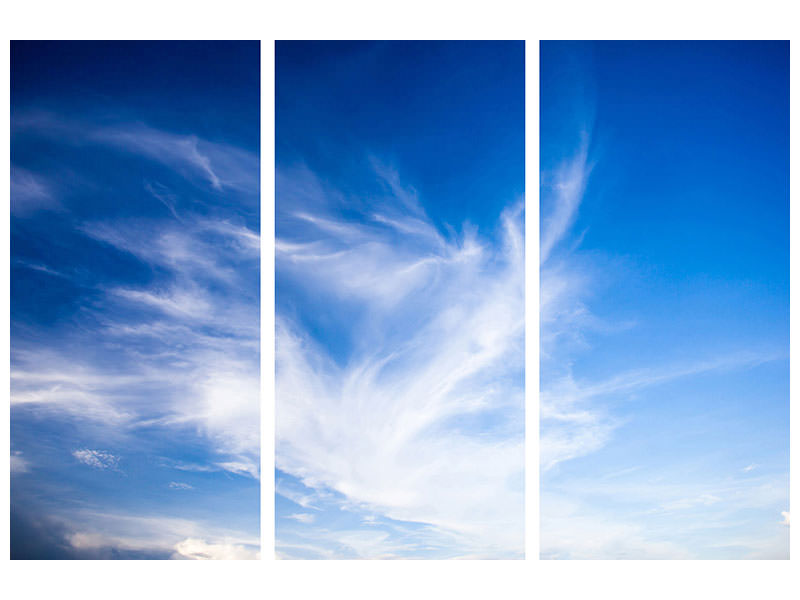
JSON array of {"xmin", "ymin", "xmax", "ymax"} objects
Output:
[
  {"xmin": 276, "ymin": 165, "xmax": 524, "ymax": 558},
  {"xmin": 168, "ymin": 482, "xmax": 193, "ymax": 490},
  {"xmin": 72, "ymin": 449, "xmax": 120, "ymax": 470},
  {"xmin": 173, "ymin": 538, "xmax": 258, "ymax": 560}
]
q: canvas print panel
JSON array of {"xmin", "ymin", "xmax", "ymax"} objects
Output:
[
  {"xmin": 275, "ymin": 41, "xmax": 525, "ymax": 559},
  {"xmin": 540, "ymin": 40, "xmax": 789, "ymax": 559},
  {"xmin": 10, "ymin": 41, "xmax": 260, "ymax": 559}
]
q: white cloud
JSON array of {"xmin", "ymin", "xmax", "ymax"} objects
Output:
[
  {"xmin": 275, "ymin": 481, "xmax": 323, "ymax": 510},
  {"xmin": 72, "ymin": 449, "xmax": 120, "ymax": 470},
  {"xmin": 657, "ymin": 493, "xmax": 722, "ymax": 512},
  {"xmin": 173, "ymin": 538, "xmax": 259, "ymax": 560},
  {"xmin": 369, "ymin": 155, "xmax": 424, "ymax": 214},
  {"xmin": 91, "ymin": 124, "xmax": 259, "ymax": 195},
  {"xmin": 540, "ymin": 353, "xmax": 779, "ymax": 471},
  {"xmin": 540, "ymin": 138, "xmax": 590, "ymax": 264},
  {"xmin": 12, "ymin": 348, "xmax": 259, "ymax": 481},
  {"xmin": 10, "ymin": 166, "xmax": 60, "ymax": 216},
  {"xmin": 10, "ymin": 451, "xmax": 31, "ymax": 474},
  {"xmin": 94, "ymin": 127, "xmax": 224, "ymax": 190},
  {"xmin": 12, "ymin": 198, "xmax": 260, "ymax": 483},
  {"xmin": 13, "ymin": 260, "xmax": 69, "ymax": 279},
  {"xmin": 13, "ymin": 113, "xmax": 258, "ymax": 195},
  {"xmin": 166, "ymin": 461, "xmax": 219, "ymax": 473},
  {"xmin": 538, "ymin": 136, "xmax": 788, "ymax": 559},
  {"xmin": 540, "ymin": 493, "xmax": 691, "ymax": 559},
  {"xmin": 10, "ymin": 111, "xmax": 260, "ymax": 559},
  {"xmin": 539, "ymin": 142, "xmax": 783, "ymax": 474},
  {"xmin": 285, "ymin": 513, "xmax": 315, "ymax": 524},
  {"xmin": 276, "ymin": 166, "xmax": 524, "ymax": 557},
  {"xmin": 214, "ymin": 460, "xmax": 259, "ymax": 480},
  {"xmin": 780, "ymin": 511, "xmax": 790, "ymax": 526},
  {"xmin": 168, "ymin": 482, "xmax": 193, "ymax": 490},
  {"xmin": 539, "ymin": 146, "xmax": 613, "ymax": 472},
  {"xmin": 110, "ymin": 286, "xmax": 213, "ymax": 320},
  {"xmin": 542, "ymin": 470, "xmax": 790, "ymax": 559},
  {"xmin": 52, "ymin": 509, "xmax": 259, "ymax": 560},
  {"xmin": 80, "ymin": 216, "xmax": 257, "ymax": 289},
  {"xmin": 11, "ymin": 362, "xmax": 158, "ymax": 424}
]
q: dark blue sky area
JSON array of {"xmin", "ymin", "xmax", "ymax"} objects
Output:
[
  {"xmin": 276, "ymin": 40, "xmax": 524, "ymax": 231},
  {"xmin": 542, "ymin": 41, "xmax": 788, "ymax": 285},
  {"xmin": 12, "ymin": 41, "xmax": 260, "ymax": 151}
]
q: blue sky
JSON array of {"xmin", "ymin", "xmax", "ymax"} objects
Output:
[
  {"xmin": 10, "ymin": 41, "xmax": 260, "ymax": 559},
  {"xmin": 275, "ymin": 41, "xmax": 525, "ymax": 558},
  {"xmin": 540, "ymin": 41, "xmax": 789, "ymax": 559}
]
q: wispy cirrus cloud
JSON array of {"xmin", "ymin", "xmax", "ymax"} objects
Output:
[
  {"xmin": 10, "ymin": 451, "xmax": 31, "ymax": 474},
  {"xmin": 168, "ymin": 482, "xmax": 193, "ymax": 490},
  {"xmin": 11, "ymin": 110, "xmax": 260, "ymax": 559},
  {"xmin": 12, "ymin": 187, "xmax": 260, "ymax": 479},
  {"xmin": 10, "ymin": 166, "xmax": 60, "ymax": 216},
  {"xmin": 540, "ymin": 136, "xmax": 784, "ymax": 472},
  {"xmin": 540, "ymin": 143, "xmax": 612, "ymax": 470},
  {"xmin": 540, "ymin": 131, "xmax": 788, "ymax": 558},
  {"xmin": 11, "ymin": 42, "xmax": 261, "ymax": 562},
  {"xmin": 12, "ymin": 112, "xmax": 259, "ymax": 198},
  {"xmin": 540, "ymin": 135, "xmax": 590, "ymax": 265},
  {"xmin": 541, "ymin": 469, "xmax": 790, "ymax": 559},
  {"xmin": 276, "ymin": 163, "xmax": 524, "ymax": 558},
  {"xmin": 72, "ymin": 449, "xmax": 120, "ymax": 470},
  {"xmin": 285, "ymin": 513, "xmax": 315, "ymax": 525},
  {"xmin": 541, "ymin": 350, "xmax": 783, "ymax": 471},
  {"xmin": 91, "ymin": 123, "xmax": 259, "ymax": 196}
]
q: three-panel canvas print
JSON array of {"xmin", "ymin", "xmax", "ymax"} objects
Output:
[{"xmin": 9, "ymin": 40, "xmax": 789, "ymax": 560}]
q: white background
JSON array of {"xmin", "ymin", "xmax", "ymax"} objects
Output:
[{"xmin": 1, "ymin": 2, "xmax": 798, "ymax": 598}]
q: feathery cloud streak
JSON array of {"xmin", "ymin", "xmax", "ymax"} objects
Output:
[
  {"xmin": 11, "ymin": 107, "xmax": 259, "ymax": 558},
  {"xmin": 276, "ymin": 164, "xmax": 524, "ymax": 558},
  {"xmin": 540, "ymin": 40, "xmax": 788, "ymax": 559}
]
